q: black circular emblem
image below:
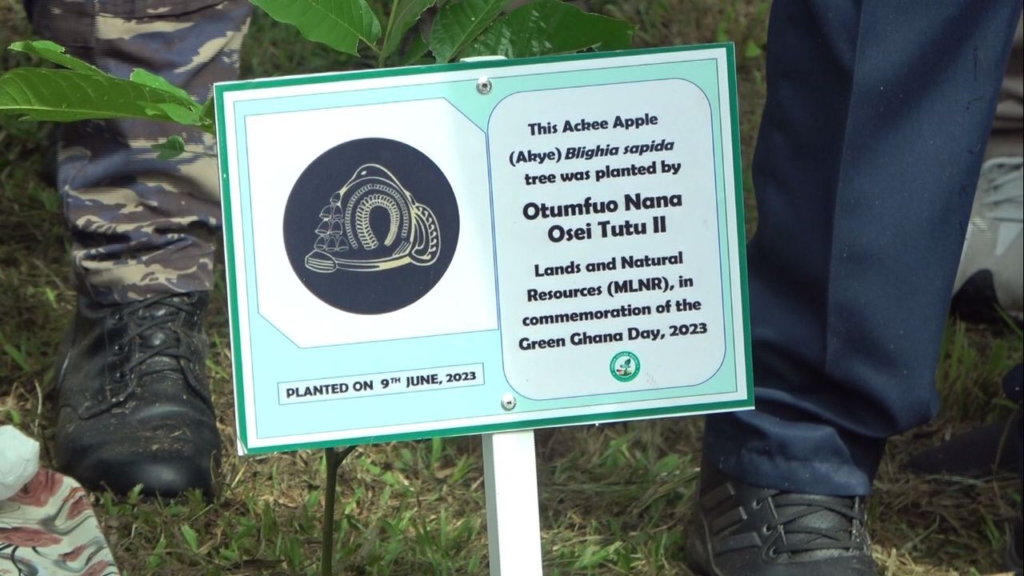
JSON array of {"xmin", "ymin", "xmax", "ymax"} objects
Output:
[{"xmin": 283, "ymin": 138, "xmax": 460, "ymax": 315}]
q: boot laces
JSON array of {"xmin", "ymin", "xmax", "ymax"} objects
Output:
[
  {"xmin": 114, "ymin": 294, "xmax": 207, "ymax": 399},
  {"xmin": 761, "ymin": 492, "xmax": 866, "ymax": 556}
]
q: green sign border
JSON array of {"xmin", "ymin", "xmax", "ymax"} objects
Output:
[{"xmin": 214, "ymin": 43, "xmax": 753, "ymax": 455}]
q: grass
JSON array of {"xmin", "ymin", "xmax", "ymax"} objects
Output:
[{"xmin": 1, "ymin": 0, "xmax": 1022, "ymax": 574}]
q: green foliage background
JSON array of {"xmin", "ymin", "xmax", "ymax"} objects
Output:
[{"xmin": 0, "ymin": 0, "xmax": 634, "ymax": 136}]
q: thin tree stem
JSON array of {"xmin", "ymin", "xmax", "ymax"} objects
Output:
[{"xmin": 321, "ymin": 445, "xmax": 357, "ymax": 576}]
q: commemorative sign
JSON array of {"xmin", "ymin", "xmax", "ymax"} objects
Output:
[{"xmin": 215, "ymin": 44, "xmax": 752, "ymax": 455}]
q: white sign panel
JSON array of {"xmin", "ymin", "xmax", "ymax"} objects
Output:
[{"xmin": 215, "ymin": 45, "xmax": 752, "ymax": 454}]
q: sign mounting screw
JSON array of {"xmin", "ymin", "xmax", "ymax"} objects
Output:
[
  {"xmin": 477, "ymin": 77, "xmax": 492, "ymax": 95},
  {"xmin": 500, "ymin": 393, "xmax": 517, "ymax": 411}
]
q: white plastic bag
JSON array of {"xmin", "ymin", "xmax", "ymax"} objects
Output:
[{"xmin": 0, "ymin": 425, "xmax": 40, "ymax": 500}]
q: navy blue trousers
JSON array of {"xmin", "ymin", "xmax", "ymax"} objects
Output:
[{"xmin": 704, "ymin": 0, "xmax": 1024, "ymax": 496}]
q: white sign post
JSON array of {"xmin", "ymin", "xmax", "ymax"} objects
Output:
[
  {"xmin": 214, "ymin": 44, "xmax": 749, "ymax": 571},
  {"xmin": 483, "ymin": 431, "xmax": 544, "ymax": 575}
]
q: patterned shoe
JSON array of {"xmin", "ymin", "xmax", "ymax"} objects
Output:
[
  {"xmin": 687, "ymin": 462, "xmax": 876, "ymax": 576},
  {"xmin": 1, "ymin": 468, "xmax": 120, "ymax": 574}
]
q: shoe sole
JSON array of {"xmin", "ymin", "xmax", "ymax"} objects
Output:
[
  {"xmin": 686, "ymin": 510, "xmax": 724, "ymax": 576},
  {"xmin": 952, "ymin": 270, "xmax": 1024, "ymax": 327}
]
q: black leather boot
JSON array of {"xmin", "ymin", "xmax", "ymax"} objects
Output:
[
  {"xmin": 687, "ymin": 460, "xmax": 876, "ymax": 576},
  {"xmin": 53, "ymin": 292, "xmax": 220, "ymax": 496}
]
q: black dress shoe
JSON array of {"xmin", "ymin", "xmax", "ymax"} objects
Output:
[
  {"xmin": 905, "ymin": 420, "xmax": 1018, "ymax": 477},
  {"xmin": 687, "ymin": 461, "xmax": 876, "ymax": 576},
  {"xmin": 53, "ymin": 292, "xmax": 220, "ymax": 497},
  {"xmin": 909, "ymin": 364, "xmax": 1023, "ymax": 574}
]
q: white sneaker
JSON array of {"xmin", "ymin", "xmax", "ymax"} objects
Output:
[{"xmin": 952, "ymin": 157, "xmax": 1024, "ymax": 324}]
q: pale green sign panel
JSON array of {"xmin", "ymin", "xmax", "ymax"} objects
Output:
[{"xmin": 215, "ymin": 45, "xmax": 752, "ymax": 455}]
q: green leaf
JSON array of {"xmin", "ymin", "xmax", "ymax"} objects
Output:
[
  {"xmin": 461, "ymin": 0, "xmax": 633, "ymax": 60},
  {"xmin": 8, "ymin": 40, "xmax": 104, "ymax": 76},
  {"xmin": 0, "ymin": 68, "xmax": 212, "ymax": 130},
  {"xmin": 429, "ymin": 0, "xmax": 509, "ymax": 63},
  {"xmin": 250, "ymin": 0, "xmax": 382, "ymax": 56},
  {"xmin": 180, "ymin": 525, "xmax": 199, "ymax": 553},
  {"xmin": 744, "ymin": 39, "xmax": 763, "ymax": 59},
  {"xmin": 397, "ymin": 30, "xmax": 431, "ymax": 66},
  {"xmin": 129, "ymin": 69, "xmax": 197, "ymax": 107},
  {"xmin": 653, "ymin": 453, "xmax": 681, "ymax": 476},
  {"xmin": 152, "ymin": 135, "xmax": 186, "ymax": 160},
  {"xmin": 382, "ymin": 0, "xmax": 436, "ymax": 61},
  {"xmin": 3, "ymin": 344, "xmax": 28, "ymax": 371},
  {"xmin": 143, "ymin": 102, "xmax": 201, "ymax": 125},
  {"xmin": 2, "ymin": 408, "xmax": 21, "ymax": 426},
  {"xmin": 146, "ymin": 536, "xmax": 167, "ymax": 569},
  {"xmin": 196, "ymin": 97, "xmax": 216, "ymax": 133}
]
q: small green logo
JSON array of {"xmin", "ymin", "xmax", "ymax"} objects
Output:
[{"xmin": 610, "ymin": 351, "xmax": 640, "ymax": 382}]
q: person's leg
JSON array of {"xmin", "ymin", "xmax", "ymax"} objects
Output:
[
  {"xmin": 33, "ymin": 0, "xmax": 250, "ymax": 300},
  {"xmin": 706, "ymin": 0, "xmax": 1022, "ymax": 498},
  {"xmin": 29, "ymin": 0, "xmax": 252, "ymax": 495},
  {"xmin": 689, "ymin": 0, "xmax": 1023, "ymax": 574}
]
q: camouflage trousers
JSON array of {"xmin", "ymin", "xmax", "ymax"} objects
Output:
[{"xmin": 28, "ymin": 0, "xmax": 252, "ymax": 304}]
